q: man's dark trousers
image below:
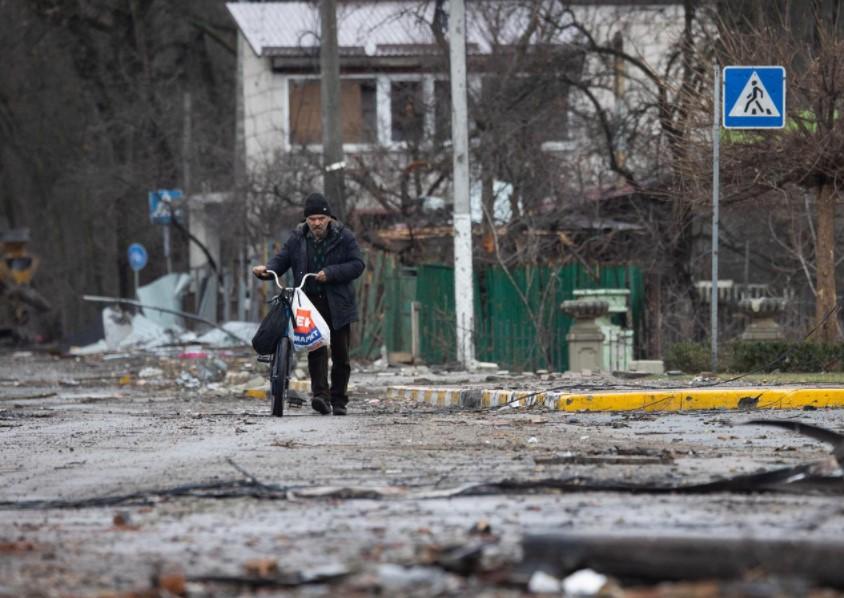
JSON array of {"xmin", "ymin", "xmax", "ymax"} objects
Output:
[{"xmin": 307, "ymin": 293, "xmax": 351, "ymax": 408}]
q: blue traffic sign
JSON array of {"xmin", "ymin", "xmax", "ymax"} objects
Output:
[
  {"xmin": 723, "ymin": 66, "xmax": 786, "ymax": 129},
  {"xmin": 128, "ymin": 243, "xmax": 148, "ymax": 272},
  {"xmin": 148, "ymin": 189, "xmax": 184, "ymax": 225}
]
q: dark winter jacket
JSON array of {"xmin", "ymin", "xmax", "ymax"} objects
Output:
[{"xmin": 266, "ymin": 221, "xmax": 365, "ymax": 330}]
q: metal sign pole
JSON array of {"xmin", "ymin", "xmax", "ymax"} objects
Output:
[
  {"xmin": 163, "ymin": 224, "xmax": 172, "ymax": 274},
  {"xmin": 711, "ymin": 64, "xmax": 721, "ymax": 372}
]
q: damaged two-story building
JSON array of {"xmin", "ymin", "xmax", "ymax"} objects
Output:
[{"xmin": 227, "ymin": 1, "xmax": 684, "ymax": 247}]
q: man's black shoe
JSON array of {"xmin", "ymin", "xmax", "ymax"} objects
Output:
[
  {"xmin": 332, "ymin": 404, "xmax": 347, "ymax": 416},
  {"xmin": 311, "ymin": 396, "xmax": 330, "ymax": 415}
]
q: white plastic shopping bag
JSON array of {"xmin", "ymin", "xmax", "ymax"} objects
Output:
[{"xmin": 287, "ymin": 275, "xmax": 331, "ymax": 352}]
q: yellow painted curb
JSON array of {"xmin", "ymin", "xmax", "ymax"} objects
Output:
[
  {"xmin": 482, "ymin": 390, "xmax": 549, "ymax": 408},
  {"xmin": 290, "ymin": 379, "xmax": 310, "ymax": 393},
  {"xmin": 553, "ymin": 388, "xmax": 844, "ymax": 412},
  {"xmin": 244, "ymin": 388, "xmax": 267, "ymax": 400},
  {"xmin": 386, "ymin": 385, "xmax": 844, "ymax": 412},
  {"xmin": 245, "ymin": 379, "xmax": 309, "ymax": 400}
]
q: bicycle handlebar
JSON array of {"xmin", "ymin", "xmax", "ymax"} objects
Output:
[{"xmin": 265, "ymin": 270, "xmax": 316, "ymax": 290}]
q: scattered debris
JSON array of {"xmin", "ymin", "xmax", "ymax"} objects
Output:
[
  {"xmin": 195, "ymin": 321, "xmax": 257, "ymax": 346},
  {"xmin": 613, "ymin": 370, "xmax": 651, "ymax": 379},
  {"xmin": 561, "ymin": 568, "xmax": 610, "ymax": 596},
  {"xmin": 190, "ymin": 563, "xmax": 350, "ymax": 589},
  {"xmin": 80, "ymin": 295, "xmax": 252, "ymax": 352},
  {"xmin": 425, "ymin": 542, "xmax": 487, "ymax": 576},
  {"xmin": 243, "ymin": 558, "xmax": 278, "ymax": 577},
  {"xmin": 102, "ymin": 306, "xmax": 133, "ymax": 350},
  {"xmin": 177, "ymin": 372, "xmax": 200, "ymax": 389},
  {"xmin": 138, "ymin": 367, "xmax": 164, "ymax": 379},
  {"xmin": 156, "ymin": 567, "xmax": 187, "ymax": 597},
  {"xmin": 746, "ymin": 418, "xmax": 844, "ymax": 467},
  {"xmin": 534, "ymin": 452, "xmax": 673, "ymax": 466},
  {"xmin": 528, "ymin": 570, "xmax": 561, "ymax": 593},
  {"xmin": 111, "ymin": 511, "xmax": 140, "ymax": 531},
  {"xmin": 468, "ymin": 519, "xmax": 492, "ymax": 536},
  {"xmin": 373, "ymin": 563, "xmax": 460, "ymax": 594}
]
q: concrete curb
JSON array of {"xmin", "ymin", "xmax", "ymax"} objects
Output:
[
  {"xmin": 386, "ymin": 385, "xmax": 844, "ymax": 412},
  {"xmin": 290, "ymin": 379, "xmax": 310, "ymax": 393},
  {"xmin": 386, "ymin": 386, "xmax": 550, "ymax": 408},
  {"xmin": 244, "ymin": 379, "xmax": 309, "ymax": 400}
]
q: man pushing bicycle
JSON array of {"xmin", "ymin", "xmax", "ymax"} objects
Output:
[{"xmin": 252, "ymin": 193, "xmax": 365, "ymax": 416}]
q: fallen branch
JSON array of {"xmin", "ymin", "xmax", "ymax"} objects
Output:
[
  {"xmin": 189, "ymin": 568, "xmax": 349, "ymax": 589},
  {"xmin": 0, "ymin": 479, "xmax": 288, "ymax": 510},
  {"xmin": 2, "ymin": 465, "xmax": 843, "ymax": 511},
  {"xmin": 520, "ymin": 533, "xmax": 844, "ymax": 588}
]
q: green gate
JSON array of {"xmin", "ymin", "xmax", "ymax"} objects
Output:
[{"xmin": 380, "ymin": 261, "xmax": 643, "ymax": 372}]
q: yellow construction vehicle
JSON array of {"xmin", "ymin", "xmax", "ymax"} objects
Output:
[{"xmin": 0, "ymin": 228, "xmax": 60, "ymax": 344}]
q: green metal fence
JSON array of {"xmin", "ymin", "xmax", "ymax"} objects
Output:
[{"xmin": 354, "ymin": 252, "xmax": 643, "ymax": 372}]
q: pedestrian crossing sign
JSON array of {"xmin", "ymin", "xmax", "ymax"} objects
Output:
[{"xmin": 723, "ymin": 66, "xmax": 786, "ymax": 129}]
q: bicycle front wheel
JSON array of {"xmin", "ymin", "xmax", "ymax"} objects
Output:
[{"xmin": 270, "ymin": 337, "xmax": 292, "ymax": 417}]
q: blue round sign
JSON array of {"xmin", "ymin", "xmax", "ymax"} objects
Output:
[{"xmin": 128, "ymin": 243, "xmax": 148, "ymax": 272}]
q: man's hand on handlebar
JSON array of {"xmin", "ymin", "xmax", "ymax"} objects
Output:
[{"xmin": 252, "ymin": 265, "xmax": 271, "ymax": 280}]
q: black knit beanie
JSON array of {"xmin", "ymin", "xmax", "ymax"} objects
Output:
[{"xmin": 303, "ymin": 193, "xmax": 332, "ymax": 218}]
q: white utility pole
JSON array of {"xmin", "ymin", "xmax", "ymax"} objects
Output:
[{"xmin": 449, "ymin": 0, "xmax": 476, "ymax": 366}]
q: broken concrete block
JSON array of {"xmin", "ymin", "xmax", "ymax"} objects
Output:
[{"xmin": 629, "ymin": 359, "xmax": 665, "ymax": 375}]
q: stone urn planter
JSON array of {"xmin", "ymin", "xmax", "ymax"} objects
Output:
[
  {"xmin": 560, "ymin": 299, "xmax": 610, "ymax": 321},
  {"xmin": 738, "ymin": 297, "xmax": 786, "ymax": 341},
  {"xmin": 560, "ymin": 300, "xmax": 609, "ymax": 372}
]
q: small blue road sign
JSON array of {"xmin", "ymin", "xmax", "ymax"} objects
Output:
[
  {"xmin": 148, "ymin": 189, "xmax": 184, "ymax": 225},
  {"xmin": 128, "ymin": 243, "xmax": 148, "ymax": 272},
  {"xmin": 723, "ymin": 66, "xmax": 786, "ymax": 129}
]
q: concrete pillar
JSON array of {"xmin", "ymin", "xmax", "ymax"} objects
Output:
[{"xmin": 561, "ymin": 300, "xmax": 609, "ymax": 372}]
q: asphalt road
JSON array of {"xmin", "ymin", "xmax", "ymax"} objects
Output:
[{"xmin": 2, "ymin": 349, "xmax": 844, "ymax": 596}]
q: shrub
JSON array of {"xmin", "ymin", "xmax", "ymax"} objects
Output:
[
  {"xmin": 665, "ymin": 341, "xmax": 712, "ymax": 373},
  {"xmin": 730, "ymin": 341, "xmax": 844, "ymax": 372}
]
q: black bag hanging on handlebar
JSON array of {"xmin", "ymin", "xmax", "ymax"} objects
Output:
[{"xmin": 251, "ymin": 298, "xmax": 290, "ymax": 354}]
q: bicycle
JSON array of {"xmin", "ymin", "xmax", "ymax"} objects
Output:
[{"xmin": 257, "ymin": 270, "xmax": 315, "ymax": 417}]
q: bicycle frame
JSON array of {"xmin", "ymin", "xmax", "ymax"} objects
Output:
[{"xmin": 265, "ymin": 271, "xmax": 315, "ymax": 416}]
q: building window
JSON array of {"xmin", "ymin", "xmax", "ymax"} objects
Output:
[
  {"xmin": 390, "ymin": 81, "xmax": 424, "ymax": 143},
  {"xmin": 289, "ymin": 79, "xmax": 377, "ymax": 145}
]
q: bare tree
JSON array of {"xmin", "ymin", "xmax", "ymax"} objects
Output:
[
  {"xmin": 0, "ymin": 0, "xmax": 236, "ymax": 337},
  {"xmin": 697, "ymin": 1, "xmax": 844, "ymax": 341}
]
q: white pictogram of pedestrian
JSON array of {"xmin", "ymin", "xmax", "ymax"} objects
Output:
[{"xmin": 728, "ymin": 71, "xmax": 780, "ymax": 118}]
